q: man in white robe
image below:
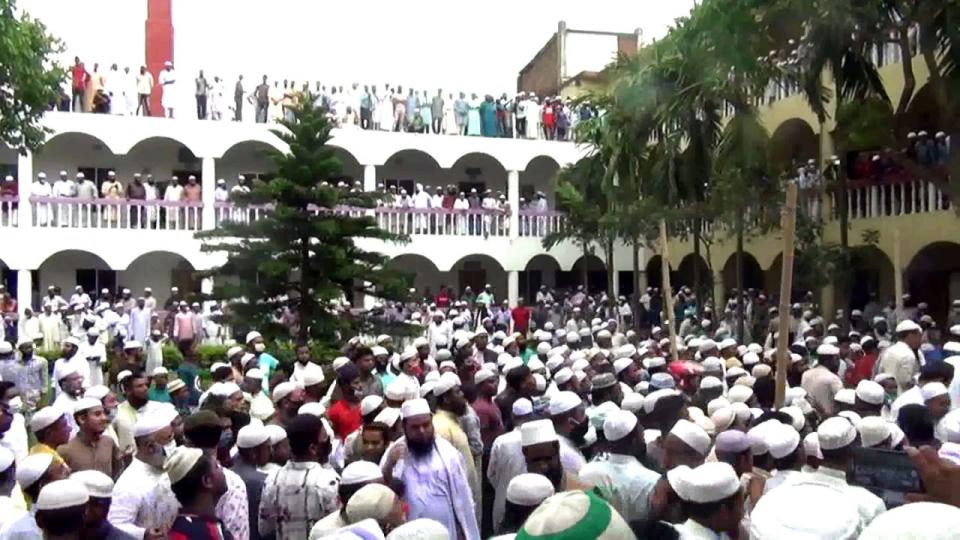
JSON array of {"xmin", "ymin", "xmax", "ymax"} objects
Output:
[
  {"xmin": 127, "ymin": 298, "xmax": 151, "ymax": 344},
  {"xmin": 77, "ymin": 327, "xmax": 107, "ymax": 387},
  {"xmin": 487, "ymin": 398, "xmax": 535, "ymax": 533},
  {"xmin": 31, "ymin": 172, "xmax": 52, "ymax": 226},
  {"xmin": 37, "ymin": 304, "xmax": 62, "ymax": 351},
  {"xmin": 52, "ymin": 337, "xmax": 90, "ymax": 395},
  {"xmin": 412, "ymin": 183, "xmax": 432, "ymax": 234},
  {"xmin": 158, "ymin": 61, "xmax": 177, "ymax": 118}
]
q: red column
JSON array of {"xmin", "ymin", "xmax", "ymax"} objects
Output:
[{"xmin": 145, "ymin": 0, "xmax": 173, "ymax": 117}]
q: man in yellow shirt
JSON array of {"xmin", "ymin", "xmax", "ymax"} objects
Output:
[
  {"xmin": 431, "ymin": 372, "xmax": 480, "ymax": 515},
  {"xmin": 28, "ymin": 406, "xmax": 69, "ymax": 465}
]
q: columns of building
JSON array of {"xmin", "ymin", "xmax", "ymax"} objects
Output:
[
  {"xmin": 16, "ymin": 269, "xmax": 31, "ymax": 316},
  {"xmin": 201, "ymin": 157, "xmax": 216, "ymax": 230},
  {"xmin": 363, "ymin": 164, "xmax": 377, "ymax": 192},
  {"xmin": 508, "ymin": 170, "xmax": 520, "ymax": 239},
  {"xmin": 17, "ymin": 151, "xmax": 33, "ymax": 229},
  {"xmin": 507, "ymin": 270, "xmax": 519, "ymax": 307},
  {"xmin": 145, "ymin": 0, "xmax": 174, "ymax": 117}
]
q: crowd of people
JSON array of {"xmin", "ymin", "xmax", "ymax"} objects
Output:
[
  {"xmin": 59, "ymin": 57, "xmax": 597, "ymax": 141},
  {"xmin": 0, "ymin": 273, "xmax": 959, "ymax": 539}
]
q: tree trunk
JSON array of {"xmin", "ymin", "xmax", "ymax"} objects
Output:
[
  {"xmin": 836, "ymin": 97, "xmax": 849, "ymax": 249},
  {"xmin": 606, "ymin": 238, "xmax": 615, "ymax": 302},
  {"xmin": 736, "ymin": 210, "xmax": 745, "ymax": 342},
  {"xmin": 581, "ymin": 241, "xmax": 590, "ymax": 292},
  {"xmin": 693, "ymin": 217, "xmax": 702, "ymax": 315},
  {"xmin": 632, "ymin": 235, "xmax": 641, "ymax": 331},
  {"xmin": 298, "ymin": 236, "xmax": 311, "ymax": 343},
  {"xmin": 893, "ymin": 29, "xmax": 916, "ymax": 122}
]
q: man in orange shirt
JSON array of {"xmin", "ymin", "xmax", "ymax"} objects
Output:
[{"xmin": 327, "ymin": 363, "xmax": 362, "ymax": 440}]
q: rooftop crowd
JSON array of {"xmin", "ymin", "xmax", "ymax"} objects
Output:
[
  {"xmin": 0, "ymin": 273, "xmax": 958, "ymax": 539},
  {"xmin": 59, "ymin": 58, "xmax": 599, "ymax": 141}
]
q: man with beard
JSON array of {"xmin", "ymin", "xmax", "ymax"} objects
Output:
[
  {"xmin": 431, "ymin": 372, "xmax": 480, "ymax": 516},
  {"xmin": 231, "ymin": 424, "xmax": 270, "ymax": 540},
  {"xmin": 578, "ymin": 409, "xmax": 660, "ymax": 522},
  {"xmin": 52, "ymin": 367, "xmax": 85, "ymax": 437},
  {"xmin": 371, "ymin": 345, "xmax": 394, "ymax": 388},
  {"xmin": 57, "ymin": 397, "xmax": 123, "ymax": 479},
  {"xmin": 78, "ymin": 327, "xmax": 107, "ymax": 388},
  {"xmin": 495, "ymin": 365, "xmax": 536, "ymax": 432},
  {"xmin": 165, "ymin": 447, "xmax": 231, "ymax": 539},
  {"xmin": 115, "ymin": 371, "xmax": 158, "ymax": 455},
  {"xmin": 519, "ymin": 419, "xmax": 586, "ymax": 493},
  {"xmin": 382, "ymin": 398, "xmax": 480, "ymax": 540},
  {"xmin": 473, "ymin": 329, "xmax": 499, "ymax": 366},
  {"xmin": 546, "ymin": 391, "xmax": 587, "ymax": 473},
  {"xmin": 53, "ymin": 337, "xmax": 89, "ymax": 396},
  {"xmin": 270, "ymin": 382, "xmax": 306, "ymax": 429},
  {"xmin": 487, "ymin": 398, "xmax": 535, "ymax": 534},
  {"xmin": 259, "ymin": 414, "xmax": 340, "ymax": 539}
]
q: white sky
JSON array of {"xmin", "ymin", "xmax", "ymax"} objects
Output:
[{"xmin": 21, "ymin": 0, "xmax": 695, "ymax": 95}]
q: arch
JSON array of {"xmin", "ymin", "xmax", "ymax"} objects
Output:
[
  {"xmin": 39, "ymin": 132, "xmax": 117, "ymax": 155},
  {"xmin": 522, "ymin": 155, "xmax": 562, "ymax": 174},
  {"xmin": 766, "ymin": 253, "xmax": 783, "ymax": 297},
  {"xmin": 210, "ymin": 134, "xmax": 287, "ymax": 158},
  {"xmin": 329, "ymin": 146, "xmax": 364, "ymax": 183},
  {"xmin": 38, "ymin": 250, "xmax": 113, "ymax": 298},
  {"xmin": 769, "ymin": 118, "xmax": 818, "ymax": 174},
  {"xmin": 905, "ymin": 241, "xmax": 960, "ymax": 324},
  {"xmin": 721, "ymin": 252, "xmax": 765, "ymax": 295},
  {"xmin": 645, "ymin": 256, "xmax": 673, "ymax": 293},
  {"xmin": 522, "ymin": 254, "xmax": 562, "ymax": 302},
  {"xmin": 218, "ymin": 140, "xmax": 280, "ymax": 163},
  {"xmin": 379, "ymin": 149, "xmax": 443, "ymax": 193},
  {"xmin": 120, "ymin": 251, "xmax": 199, "ymax": 304},
  {"xmin": 900, "ymin": 84, "xmax": 941, "ymax": 136},
  {"xmin": 382, "ymin": 149, "xmax": 442, "ymax": 170},
  {"xmin": 124, "ymin": 136, "xmax": 199, "ymax": 160},
  {"xmin": 217, "ymin": 140, "xmax": 280, "ymax": 187},
  {"xmin": 570, "ymin": 254, "xmax": 608, "ymax": 294},
  {"xmin": 387, "ymin": 254, "xmax": 444, "ymax": 297},
  {"xmin": 447, "ymin": 152, "xmax": 508, "ymax": 197},
  {"xmin": 520, "ymin": 155, "xmax": 562, "ymax": 205},
  {"xmin": 844, "ymin": 245, "xmax": 895, "ymax": 312},
  {"xmin": 450, "ymin": 254, "xmax": 507, "ymax": 300},
  {"xmin": 675, "ymin": 253, "xmax": 712, "ymax": 291}
]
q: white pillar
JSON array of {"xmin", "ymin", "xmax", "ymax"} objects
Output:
[
  {"xmin": 16, "ymin": 269, "xmax": 32, "ymax": 315},
  {"xmin": 508, "ymin": 270, "xmax": 519, "ymax": 307},
  {"xmin": 363, "ymin": 164, "xmax": 377, "ymax": 192},
  {"xmin": 17, "ymin": 151, "xmax": 32, "ymax": 228},
  {"xmin": 508, "ymin": 170, "xmax": 519, "ymax": 239},
  {"xmin": 200, "ymin": 276, "xmax": 216, "ymax": 313},
  {"xmin": 611, "ymin": 269, "xmax": 620, "ymax": 298},
  {"xmin": 201, "ymin": 157, "xmax": 216, "ymax": 230}
]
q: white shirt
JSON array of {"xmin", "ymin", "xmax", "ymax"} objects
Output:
[
  {"xmin": 889, "ymin": 385, "xmax": 924, "ymax": 421},
  {"xmin": 163, "ymin": 184, "xmax": 183, "ymax": 202},
  {"xmin": 787, "ymin": 466, "xmax": 885, "ymax": 526},
  {"xmin": 674, "ymin": 519, "xmax": 731, "ymax": 540},
  {"xmin": 108, "ymin": 458, "xmax": 180, "ymax": 539},
  {"xmin": 214, "ymin": 187, "xmax": 230, "ymax": 202},
  {"xmin": 578, "ymin": 453, "xmax": 660, "ymax": 522},
  {"xmin": 879, "ymin": 341, "xmax": 922, "ymax": 391},
  {"xmin": 454, "ymin": 198, "xmax": 469, "ymax": 210},
  {"xmin": 487, "ymin": 429, "xmax": 526, "ymax": 532},
  {"xmin": 558, "ymin": 435, "xmax": 586, "ymax": 473},
  {"xmin": 52, "ymin": 354, "xmax": 91, "ymax": 388},
  {"xmin": 259, "ymin": 461, "xmax": 341, "ymax": 540},
  {"xmin": 30, "ymin": 181, "xmax": 51, "ymax": 197},
  {"xmin": 412, "ymin": 190, "xmax": 431, "ymax": 209}
]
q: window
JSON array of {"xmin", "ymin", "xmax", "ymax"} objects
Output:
[
  {"xmin": 75, "ymin": 269, "xmax": 116, "ymax": 295},
  {"xmin": 383, "ymin": 178, "xmax": 415, "ymax": 195},
  {"xmin": 458, "ymin": 181, "xmax": 485, "ymax": 197},
  {"xmin": 77, "ymin": 167, "xmax": 115, "ymax": 190}
]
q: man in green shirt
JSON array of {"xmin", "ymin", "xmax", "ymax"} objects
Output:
[
  {"xmin": 148, "ymin": 367, "xmax": 171, "ymax": 403},
  {"xmin": 476, "ymin": 284, "xmax": 495, "ymax": 308}
]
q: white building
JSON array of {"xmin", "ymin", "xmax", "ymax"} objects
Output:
[{"xmin": 0, "ymin": 112, "xmax": 646, "ymax": 313}]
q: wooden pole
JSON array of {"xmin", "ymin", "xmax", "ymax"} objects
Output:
[
  {"xmin": 659, "ymin": 220, "xmax": 679, "ymax": 363},
  {"xmin": 894, "ymin": 228, "xmax": 903, "ymax": 321},
  {"xmin": 775, "ymin": 183, "xmax": 799, "ymax": 409}
]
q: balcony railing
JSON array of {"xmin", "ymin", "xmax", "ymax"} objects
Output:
[
  {"xmin": 29, "ymin": 197, "xmax": 203, "ymax": 231},
  {"xmin": 518, "ymin": 210, "xmax": 566, "ymax": 238},
  {"xmin": 0, "ymin": 196, "xmax": 19, "ymax": 227},
  {"xmin": 829, "ymin": 178, "xmax": 951, "ymax": 220},
  {"xmin": 374, "ymin": 208, "xmax": 510, "ymax": 237}
]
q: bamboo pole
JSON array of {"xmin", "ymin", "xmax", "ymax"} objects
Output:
[
  {"xmin": 775, "ymin": 183, "xmax": 799, "ymax": 409},
  {"xmin": 659, "ymin": 220, "xmax": 679, "ymax": 363},
  {"xmin": 894, "ymin": 228, "xmax": 903, "ymax": 320}
]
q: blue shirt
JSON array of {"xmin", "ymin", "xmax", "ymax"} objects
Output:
[{"xmin": 258, "ymin": 353, "xmax": 279, "ymax": 393}]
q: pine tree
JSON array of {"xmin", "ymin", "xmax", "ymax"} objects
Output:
[{"xmin": 197, "ymin": 95, "xmax": 410, "ymax": 352}]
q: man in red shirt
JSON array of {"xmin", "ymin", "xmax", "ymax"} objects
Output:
[
  {"xmin": 510, "ymin": 297, "xmax": 531, "ymax": 336},
  {"xmin": 846, "ymin": 336, "xmax": 880, "ymax": 386},
  {"xmin": 327, "ymin": 362, "xmax": 363, "ymax": 440},
  {"xmin": 71, "ymin": 57, "xmax": 89, "ymax": 112}
]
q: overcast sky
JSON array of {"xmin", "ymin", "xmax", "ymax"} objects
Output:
[{"xmin": 21, "ymin": 0, "xmax": 695, "ymax": 94}]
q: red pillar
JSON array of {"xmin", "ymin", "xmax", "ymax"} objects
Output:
[{"xmin": 145, "ymin": 0, "xmax": 173, "ymax": 117}]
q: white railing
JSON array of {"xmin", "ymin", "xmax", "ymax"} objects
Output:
[
  {"xmin": 30, "ymin": 197, "xmax": 202, "ymax": 231},
  {"xmin": 518, "ymin": 210, "xmax": 566, "ymax": 238},
  {"xmin": 374, "ymin": 208, "xmax": 509, "ymax": 237},
  {"xmin": 0, "ymin": 196, "xmax": 19, "ymax": 227},
  {"xmin": 213, "ymin": 202, "xmax": 372, "ymax": 228},
  {"xmin": 830, "ymin": 179, "xmax": 951, "ymax": 220}
]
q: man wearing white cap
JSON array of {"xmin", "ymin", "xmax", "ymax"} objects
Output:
[
  {"xmin": 516, "ymin": 489, "xmax": 636, "ymax": 540},
  {"xmin": 51, "ymin": 364, "xmax": 85, "ymax": 437},
  {"xmin": 114, "ymin": 370, "xmax": 159, "ymax": 455},
  {"xmin": 579, "ymin": 409, "xmax": 659, "ymax": 522},
  {"xmin": 164, "ymin": 446, "xmax": 232, "ymax": 539},
  {"xmin": 32, "ymin": 478, "xmax": 91, "ymax": 539},
  {"xmin": 52, "ymin": 337, "xmax": 90, "ymax": 397},
  {"xmin": 232, "ymin": 424, "xmax": 270, "ymax": 540},
  {"xmin": 71, "ymin": 469, "xmax": 131, "ymax": 540},
  {"xmin": 751, "ymin": 482, "xmax": 863, "ymax": 539},
  {"xmin": 790, "ymin": 417, "xmax": 885, "ymax": 525},
  {"xmin": 487, "ymin": 398, "xmax": 534, "ymax": 533},
  {"xmin": 109, "ymin": 411, "xmax": 179, "ymax": 539},
  {"xmin": 667, "ymin": 462, "xmax": 744, "ymax": 539},
  {"xmin": 519, "ymin": 419, "xmax": 586, "ymax": 493},
  {"xmin": 801, "ymin": 344, "xmax": 844, "ymax": 416},
  {"xmin": 243, "ymin": 368, "xmax": 275, "ymax": 422},
  {"xmin": 879, "ymin": 319, "xmax": 924, "ymax": 394},
  {"xmin": 546, "ymin": 391, "xmax": 587, "ymax": 472},
  {"xmin": 381, "ymin": 398, "xmax": 479, "ymax": 540},
  {"xmin": 78, "ymin": 326, "xmax": 107, "ymax": 388},
  {"xmin": 662, "ymin": 418, "xmax": 712, "ymax": 470},
  {"xmin": 56, "ymin": 398, "xmax": 122, "ymax": 479}
]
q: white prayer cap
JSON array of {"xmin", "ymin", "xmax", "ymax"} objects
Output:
[
  {"xmin": 711, "ymin": 407, "xmax": 736, "ymax": 431},
  {"xmin": 922, "ymin": 382, "xmax": 949, "ymax": 401},
  {"xmin": 669, "ymin": 419, "xmax": 711, "ymax": 456},
  {"xmin": 730, "ymin": 402, "xmax": 751, "ymax": 423},
  {"xmin": 603, "ymin": 410, "xmax": 638, "ymax": 442},
  {"xmin": 643, "ymin": 356, "xmax": 667, "ymax": 370},
  {"xmin": 272, "ymin": 381, "xmax": 300, "ymax": 403},
  {"xmin": 399, "ymin": 347, "xmax": 418, "ymax": 363},
  {"xmin": 699, "ymin": 376, "xmax": 722, "ymax": 390},
  {"xmin": 854, "ymin": 380, "xmax": 885, "ymax": 405},
  {"xmin": 0, "ymin": 447, "xmax": 12, "ymax": 473},
  {"xmin": 766, "ymin": 423, "xmax": 801, "ymax": 459},
  {"xmin": 701, "ymin": 356, "xmax": 723, "ymax": 372},
  {"xmin": 944, "ymin": 341, "xmax": 960, "ymax": 355},
  {"xmin": 634, "ymin": 381, "xmax": 649, "ymax": 394},
  {"xmin": 512, "ymin": 398, "xmax": 533, "ymax": 416},
  {"xmin": 548, "ymin": 391, "xmax": 581, "ymax": 416},
  {"xmin": 779, "ymin": 406, "xmax": 805, "ymax": 431},
  {"xmin": 621, "ymin": 393, "xmax": 645, "ymax": 413},
  {"xmin": 374, "ymin": 407, "xmax": 400, "ymax": 428},
  {"xmin": 35, "ymin": 479, "xmax": 89, "ymax": 511},
  {"xmin": 545, "ymin": 356, "xmax": 565, "ymax": 373},
  {"xmin": 506, "ymin": 473, "xmax": 555, "ymax": 506},
  {"xmin": 643, "ymin": 388, "xmax": 679, "ymax": 414},
  {"xmin": 728, "ymin": 385, "xmax": 753, "ymax": 404},
  {"xmin": 577, "ymin": 328, "xmax": 590, "ymax": 337},
  {"xmin": 244, "ymin": 368, "xmax": 264, "ymax": 380},
  {"xmin": 610, "ymin": 358, "xmax": 633, "ymax": 376},
  {"xmin": 385, "ymin": 519, "xmax": 448, "ymax": 540},
  {"xmin": 719, "ymin": 338, "xmax": 737, "ymax": 350},
  {"xmin": 941, "ymin": 409, "xmax": 960, "ymax": 443},
  {"xmin": 237, "ymin": 424, "xmax": 270, "ymax": 449},
  {"xmin": 536, "ymin": 342, "xmax": 551, "ymax": 355},
  {"xmin": 725, "ymin": 366, "xmax": 747, "ymax": 379},
  {"xmin": 17, "ymin": 453, "xmax": 54, "ymax": 489},
  {"xmin": 668, "ymin": 462, "xmax": 740, "ymax": 503},
  {"xmin": 564, "ymin": 331, "xmax": 580, "ymax": 344},
  {"xmin": 164, "ymin": 446, "xmax": 205, "ymax": 484},
  {"xmin": 803, "ymin": 432, "xmax": 823, "ymax": 460},
  {"xmin": 895, "ymin": 319, "xmax": 921, "ymax": 333},
  {"xmin": 817, "ymin": 416, "xmax": 857, "ymax": 450},
  {"xmin": 359, "ymin": 395, "xmax": 384, "ymax": 417},
  {"xmin": 474, "ymin": 369, "xmax": 496, "ymax": 386},
  {"xmin": 301, "ymin": 364, "xmax": 326, "ymax": 386},
  {"xmin": 521, "ymin": 419, "xmax": 558, "ymax": 447},
  {"xmin": 518, "ymin": 490, "xmax": 633, "ymax": 539},
  {"xmin": 527, "ymin": 358, "xmax": 545, "ymax": 373},
  {"xmin": 616, "ymin": 344, "xmax": 637, "ymax": 359},
  {"xmin": 384, "ymin": 379, "xmax": 412, "ymax": 401},
  {"xmin": 823, "ymin": 335, "xmax": 839, "ymax": 345},
  {"xmin": 707, "ymin": 397, "xmax": 731, "ymax": 416},
  {"xmin": 650, "ymin": 372, "xmax": 675, "ymax": 390},
  {"xmin": 860, "ymin": 502, "xmax": 960, "ymax": 540},
  {"xmin": 438, "ymin": 360, "xmax": 456, "ymax": 372},
  {"xmin": 331, "ymin": 356, "xmax": 352, "ymax": 372},
  {"xmin": 341, "ymin": 460, "xmax": 383, "ymax": 485},
  {"xmin": 261, "ymin": 425, "xmax": 286, "ymax": 446},
  {"xmin": 873, "ymin": 373, "xmax": 895, "ymax": 385},
  {"xmin": 371, "ymin": 346, "xmax": 388, "ymax": 357},
  {"xmin": 834, "ymin": 388, "xmax": 856, "ymax": 405},
  {"xmin": 735, "ymin": 375, "xmax": 756, "ymax": 388},
  {"xmin": 134, "ymin": 412, "xmax": 172, "ymax": 438},
  {"xmin": 715, "ymin": 429, "xmax": 751, "ymax": 453},
  {"xmin": 226, "ymin": 345, "xmax": 244, "ymax": 358},
  {"xmin": 570, "ymin": 358, "xmax": 589, "ymax": 372},
  {"xmin": 596, "ymin": 329, "xmax": 612, "ymax": 339},
  {"xmin": 750, "ymin": 483, "xmax": 862, "ymax": 540},
  {"xmin": 433, "ymin": 372, "xmax": 461, "ymax": 397},
  {"xmin": 30, "ymin": 406, "xmax": 64, "ymax": 433},
  {"xmin": 73, "ymin": 397, "xmax": 103, "ymax": 414},
  {"xmin": 346, "ymin": 483, "xmax": 396, "ymax": 525},
  {"xmin": 400, "ymin": 398, "xmax": 431, "ymax": 419},
  {"xmin": 741, "ymin": 352, "xmax": 760, "ymax": 366},
  {"xmin": 245, "ymin": 330, "xmax": 262, "ymax": 343},
  {"xmin": 210, "ymin": 382, "xmax": 242, "ymax": 398},
  {"xmin": 857, "ymin": 416, "xmax": 891, "ymax": 448},
  {"xmin": 816, "ymin": 343, "xmax": 839, "ymax": 356},
  {"xmin": 70, "ymin": 470, "xmax": 113, "ymax": 499},
  {"xmin": 751, "ymin": 364, "xmax": 772, "ymax": 378},
  {"xmin": 298, "ymin": 402, "xmax": 326, "ymax": 417}
]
